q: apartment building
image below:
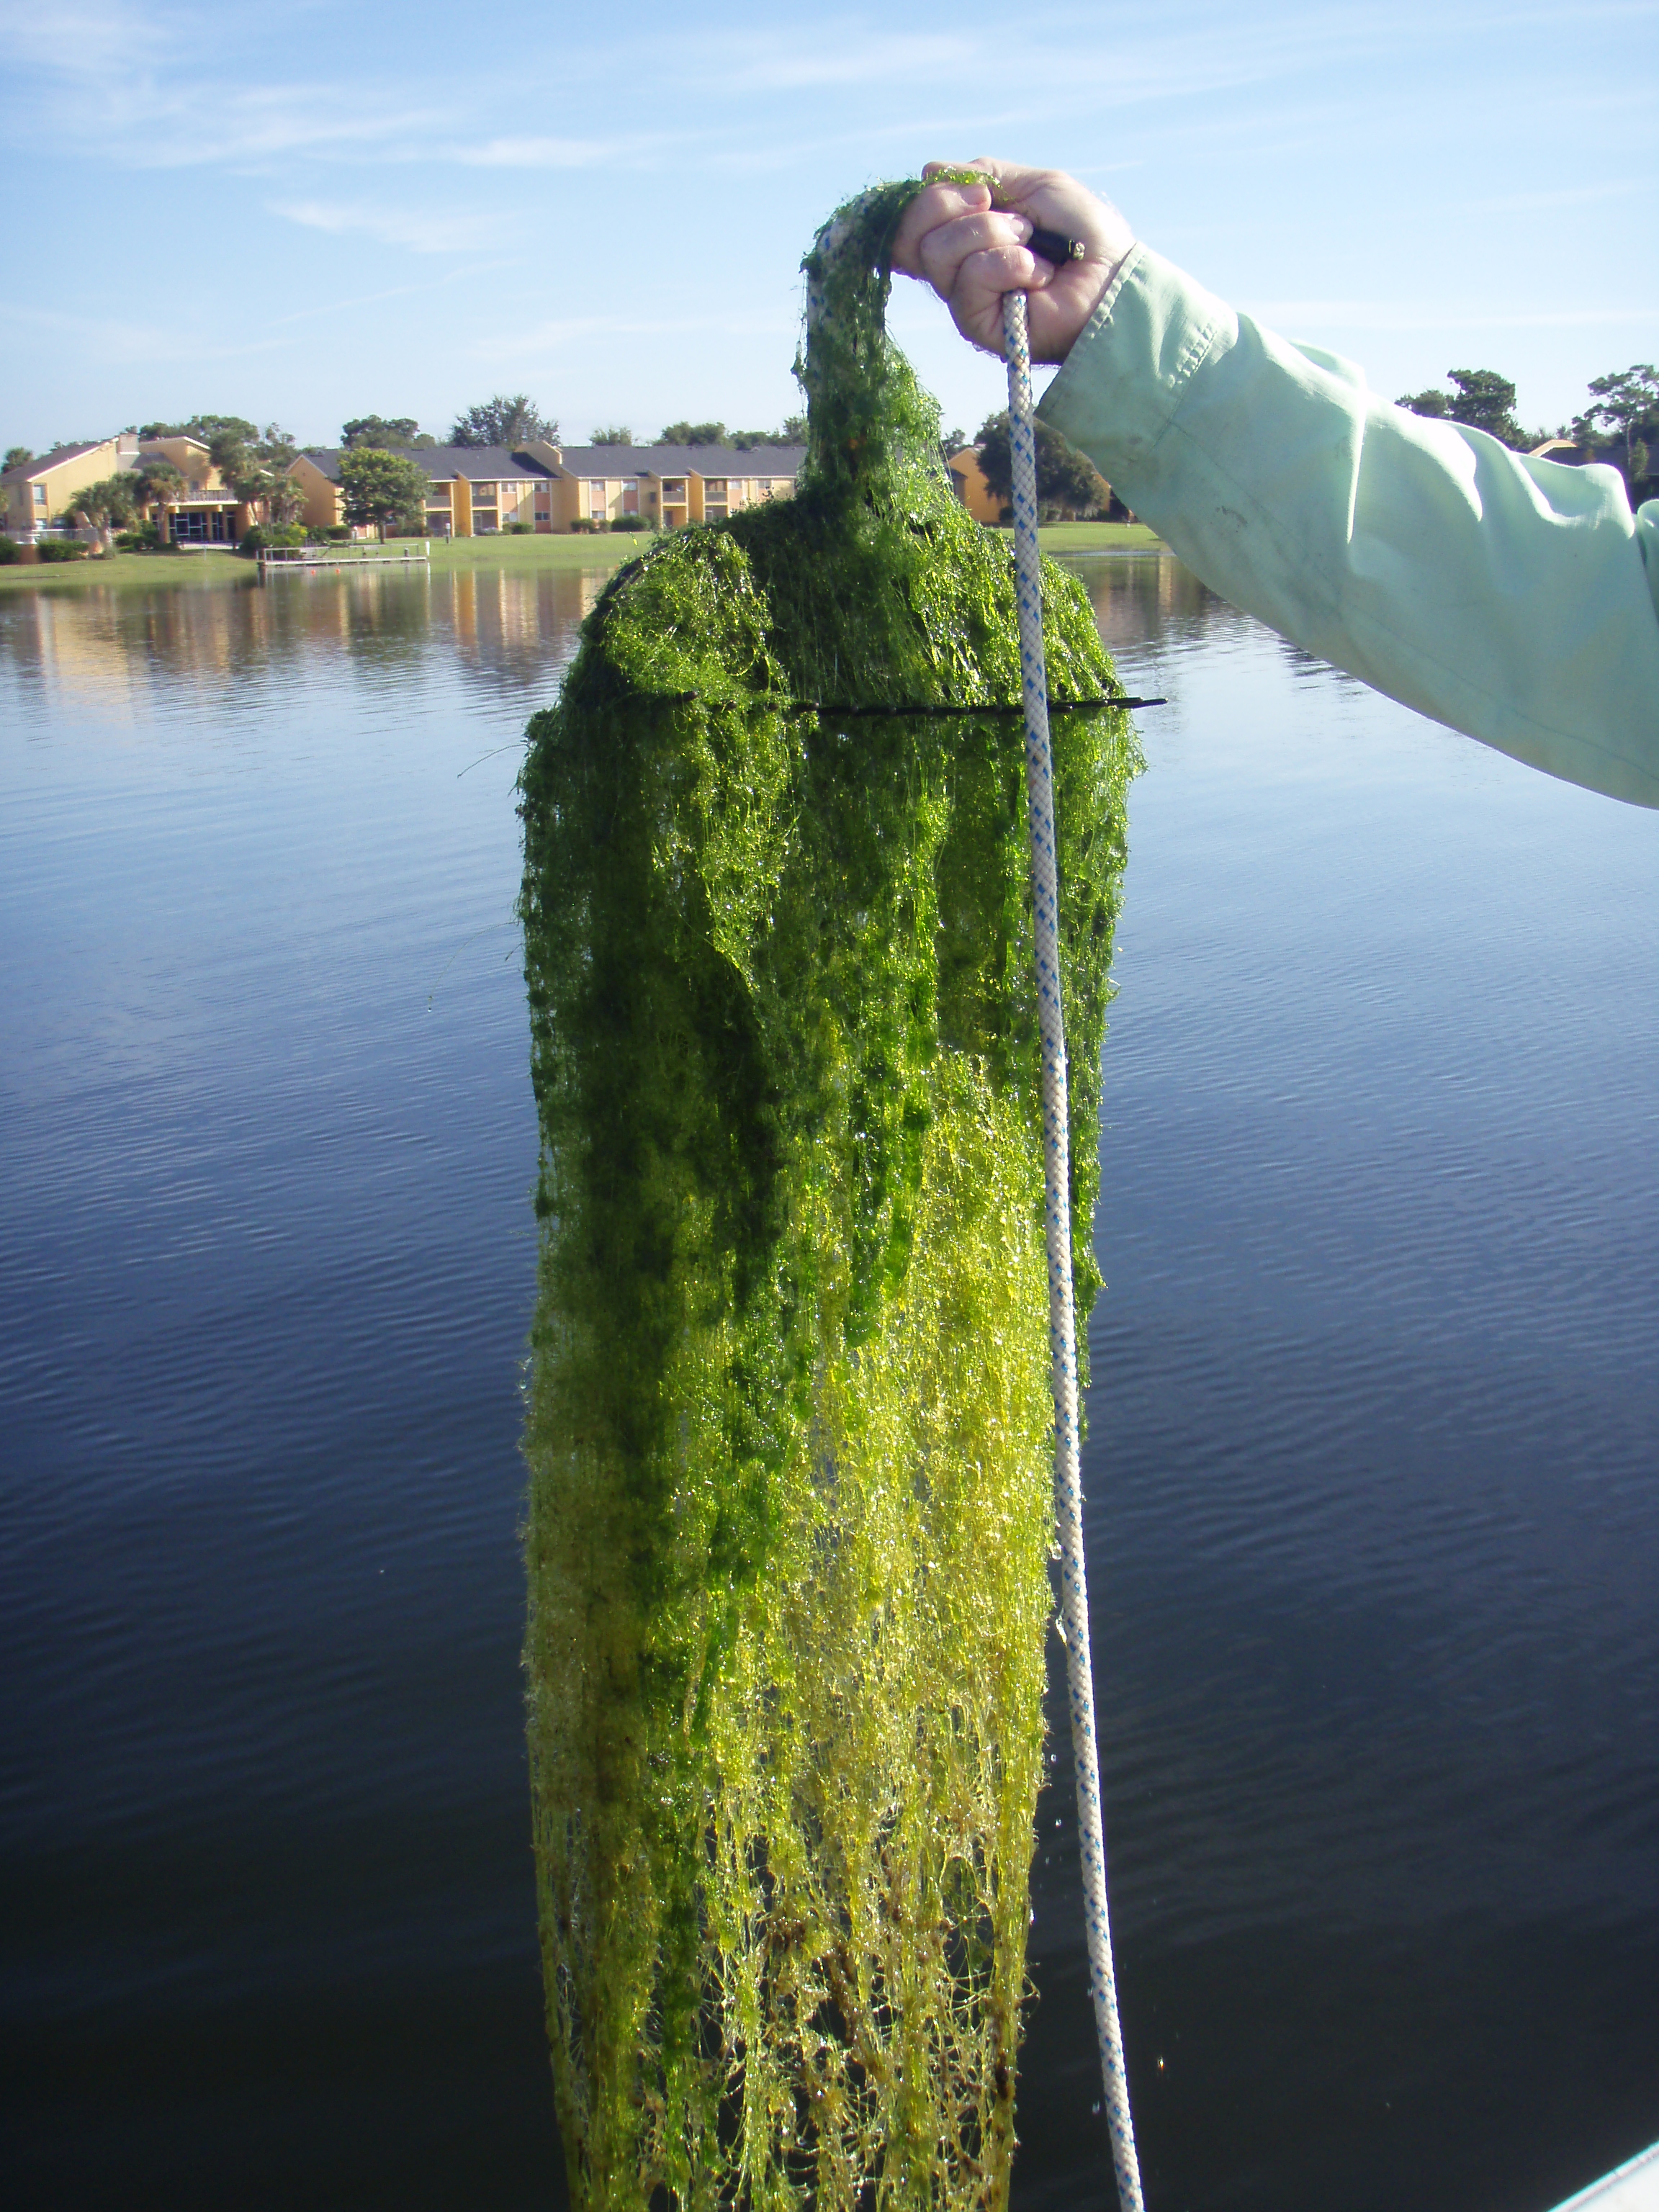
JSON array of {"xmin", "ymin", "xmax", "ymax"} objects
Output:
[
  {"xmin": 548, "ymin": 444, "xmax": 804, "ymax": 531},
  {"xmin": 2, "ymin": 439, "xmax": 129, "ymax": 538},
  {"xmin": 287, "ymin": 446, "xmax": 559, "ymax": 537},
  {"xmin": 2, "ymin": 432, "xmax": 256, "ymax": 544},
  {"xmin": 286, "ymin": 441, "xmax": 804, "ymax": 536},
  {"xmin": 947, "ymin": 446, "xmax": 1003, "ymax": 526}
]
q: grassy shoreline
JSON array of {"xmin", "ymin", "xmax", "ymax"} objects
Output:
[{"xmin": 0, "ymin": 520, "xmax": 1164, "ymax": 595}]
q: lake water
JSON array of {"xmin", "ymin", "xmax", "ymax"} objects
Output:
[{"xmin": 2, "ymin": 559, "xmax": 1655, "ymax": 2212}]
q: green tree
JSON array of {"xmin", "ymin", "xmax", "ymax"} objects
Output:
[
  {"xmin": 140, "ymin": 413, "xmax": 258, "ymax": 448},
  {"xmin": 264, "ymin": 469, "xmax": 308, "ymax": 526},
  {"xmin": 659, "ymin": 419, "xmax": 726, "ymax": 446},
  {"xmin": 220, "ymin": 455, "xmax": 307, "ymax": 526},
  {"xmin": 132, "ymin": 458, "xmax": 187, "ymax": 539},
  {"xmin": 207, "ymin": 427, "xmax": 255, "ymax": 486},
  {"xmin": 68, "ymin": 474, "xmax": 139, "ymax": 550},
  {"xmin": 1573, "ymin": 363, "xmax": 1658, "ymax": 493},
  {"xmin": 973, "ymin": 411, "xmax": 1108, "ymax": 515},
  {"xmin": 3, "ymin": 446, "xmax": 32, "ymax": 472},
  {"xmin": 590, "ymin": 424, "xmax": 634, "ymax": 445},
  {"xmin": 341, "ymin": 415, "xmax": 431, "ymax": 450},
  {"xmin": 449, "ymin": 394, "xmax": 557, "ymax": 449},
  {"xmin": 258, "ymin": 421, "xmax": 299, "ymax": 467},
  {"xmin": 1398, "ymin": 368, "xmax": 1532, "ymax": 449},
  {"xmin": 338, "ymin": 447, "xmax": 431, "ymax": 536},
  {"xmin": 728, "ymin": 421, "xmax": 807, "ymax": 449}
]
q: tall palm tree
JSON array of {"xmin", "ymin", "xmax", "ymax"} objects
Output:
[
  {"xmin": 70, "ymin": 475, "xmax": 139, "ymax": 554},
  {"xmin": 133, "ymin": 460, "xmax": 187, "ymax": 544}
]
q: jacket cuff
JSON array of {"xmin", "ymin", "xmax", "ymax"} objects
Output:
[{"xmin": 1036, "ymin": 243, "xmax": 1236, "ymax": 472}]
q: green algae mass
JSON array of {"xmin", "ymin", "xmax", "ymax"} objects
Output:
[{"xmin": 519, "ymin": 181, "xmax": 1141, "ymax": 2209}]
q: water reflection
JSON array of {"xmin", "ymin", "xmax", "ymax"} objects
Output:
[
  {"xmin": 0, "ymin": 565, "xmax": 607, "ymax": 718},
  {"xmin": 4, "ymin": 555, "xmax": 1655, "ymax": 2212}
]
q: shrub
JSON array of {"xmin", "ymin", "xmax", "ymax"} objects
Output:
[
  {"xmin": 114, "ymin": 523, "xmax": 161, "ymax": 552},
  {"xmin": 325, "ymin": 525, "xmax": 351, "ymax": 541},
  {"xmin": 238, "ymin": 522, "xmax": 307, "ymax": 556},
  {"xmin": 609, "ymin": 515, "xmax": 650, "ymax": 531},
  {"xmin": 37, "ymin": 538, "xmax": 91, "ymax": 562},
  {"xmin": 506, "ymin": 521, "xmax": 533, "ymax": 534},
  {"xmin": 570, "ymin": 517, "xmax": 598, "ymax": 534},
  {"xmin": 0, "ymin": 537, "xmax": 19, "ymax": 565}
]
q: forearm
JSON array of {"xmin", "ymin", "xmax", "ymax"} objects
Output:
[{"xmin": 1038, "ymin": 245, "xmax": 1659, "ymax": 807}]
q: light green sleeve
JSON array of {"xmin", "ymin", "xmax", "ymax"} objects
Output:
[{"xmin": 1038, "ymin": 244, "xmax": 1659, "ymax": 807}]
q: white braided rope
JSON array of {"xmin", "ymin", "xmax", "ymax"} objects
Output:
[{"xmin": 1003, "ymin": 287, "xmax": 1145, "ymax": 2212}]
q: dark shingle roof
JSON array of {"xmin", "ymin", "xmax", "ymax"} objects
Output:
[
  {"xmin": 559, "ymin": 444, "xmax": 804, "ymax": 477},
  {"xmin": 298, "ymin": 444, "xmax": 555, "ymax": 483},
  {"xmin": 1, "ymin": 439, "xmax": 113, "ymax": 485}
]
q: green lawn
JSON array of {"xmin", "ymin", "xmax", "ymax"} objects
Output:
[
  {"xmin": 1027, "ymin": 521, "xmax": 1164, "ymax": 553},
  {"xmin": 0, "ymin": 536, "xmax": 644, "ymax": 593},
  {"xmin": 0, "ymin": 549, "xmax": 255, "ymax": 593},
  {"xmin": 0, "ymin": 519, "xmax": 1164, "ymax": 595}
]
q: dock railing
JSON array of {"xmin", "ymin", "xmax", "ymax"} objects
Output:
[{"xmin": 258, "ymin": 542, "xmax": 431, "ymax": 575}]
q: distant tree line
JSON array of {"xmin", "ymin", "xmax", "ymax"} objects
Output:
[
  {"xmin": 3, "ymin": 404, "xmax": 814, "ymax": 480},
  {"xmin": 28, "ymin": 360, "xmax": 1646, "ymax": 523},
  {"xmin": 1398, "ymin": 362, "xmax": 1657, "ymax": 501},
  {"xmin": 656, "ymin": 418, "xmax": 807, "ymax": 449},
  {"xmin": 342, "ymin": 415, "xmax": 436, "ymax": 451}
]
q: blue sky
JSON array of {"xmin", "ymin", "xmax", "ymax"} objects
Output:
[{"xmin": 1, "ymin": 0, "xmax": 1654, "ymax": 454}]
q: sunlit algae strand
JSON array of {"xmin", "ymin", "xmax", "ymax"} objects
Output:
[{"xmin": 518, "ymin": 179, "xmax": 1141, "ymax": 2209}]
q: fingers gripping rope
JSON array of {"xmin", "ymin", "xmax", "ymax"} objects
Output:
[{"xmin": 1003, "ymin": 288, "xmax": 1146, "ymax": 2212}]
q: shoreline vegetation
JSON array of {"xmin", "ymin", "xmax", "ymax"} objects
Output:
[{"xmin": 0, "ymin": 519, "xmax": 1164, "ymax": 594}]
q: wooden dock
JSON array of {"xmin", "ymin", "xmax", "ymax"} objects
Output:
[{"xmin": 258, "ymin": 545, "xmax": 431, "ymax": 575}]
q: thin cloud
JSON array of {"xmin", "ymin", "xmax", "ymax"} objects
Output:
[
  {"xmin": 711, "ymin": 29, "xmax": 981, "ymax": 92},
  {"xmin": 271, "ymin": 199, "xmax": 509, "ymax": 253},
  {"xmin": 455, "ymin": 133, "xmax": 673, "ymax": 169},
  {"xmin": 1, "ymin": 301, "xmax": 282, "ymax": 367},
  {"xmin": 472, "ymin": 310, "xmax": 794, "ymax": 361},
  {"xmin": 1249, "ymin": 299, "xmax": 1659, "ymax": 333},
  {"xmin": 1469, "ymin": 178, "xmax": 1652, "ymax": 213},
  {"xmin": 0, "ymin": 0, "xmax": 163, "ymax": 74},
  {"xmin": 266, "ymin": 261, "xmax": 518, "ymax": 330}
]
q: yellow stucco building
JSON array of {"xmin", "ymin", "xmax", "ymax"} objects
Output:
[
  {"xmin": 947, "ymin": 446, "xmax": 1004, "ymax": 526},
  {"xmin": 3, "ymin": 431, "xmax": 256, "ymax": 546},
  {"xmin": 287, "ymin": 440, "xmax": 805, "ymax": 537},
  {"xmin": 4, "ymin": 439, "xmax": 122, "ymax": 536}
]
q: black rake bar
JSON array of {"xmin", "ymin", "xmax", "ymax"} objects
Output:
[{"xmin": 638, "ymin": 691, "xmax": 1166, "ymax": 716}]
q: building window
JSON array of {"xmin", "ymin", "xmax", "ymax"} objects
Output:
[
  {"xmin": 621, "ymin": 480, "xmax": 639, "ymax": 514},
  {"xmin": 588, "ymin": 480, "xmax": 607, "ymax": 518},
  {"xmin": 663, "ymin": 480, "xmax": 685, "ymax": 500},
  {"xmin": 759, "ymin": 479, "xmax": 773, "ymax": 493},
  {"xmin": 703, "ymin": 478, "xmax": 727, "ymax": 497},
  {"xmin": 33, "ymin": 485, "xmax": 46, "ymax": 506}
]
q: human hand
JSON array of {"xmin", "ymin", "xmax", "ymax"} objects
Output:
[{"xmin": 890, "ymin": 158, "xmax": 1134, "ymax": 364}]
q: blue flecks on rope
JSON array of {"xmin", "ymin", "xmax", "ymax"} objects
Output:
[{"xmin": 1003, "ymin": 285, "xmax": 1145, "ymax": 2212}]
